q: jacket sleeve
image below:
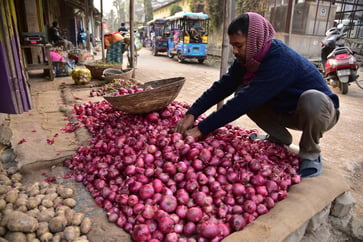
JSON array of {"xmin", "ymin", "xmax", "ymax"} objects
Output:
[{"xmin": 186, "ymin": 60, "xmax": 245, "ymax": 118}]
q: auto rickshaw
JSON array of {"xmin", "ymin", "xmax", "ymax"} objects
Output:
[
  {"xmin": 147, "ymin": 18, "xmax": 169, "ymax": 56},
  {"xmin": 166, "ymin": 12, "xmax": 209, "ymax": 63}
]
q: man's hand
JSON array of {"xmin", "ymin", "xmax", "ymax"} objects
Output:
[
  {"xmin": 185, "ymin": 126, "xmax": 202, "ymax": 139},
  {"xmin": 175, "ymin": 114, "xmax": 195, "ymax": 135}
]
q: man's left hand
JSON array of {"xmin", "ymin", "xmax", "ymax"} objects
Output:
[{"xmin": 184, "ymin": 126, "xmax": 202, "ymax": 139}]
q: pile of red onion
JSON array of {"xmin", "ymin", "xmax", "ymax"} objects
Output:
[
  {"xmin": 90, "ymin": 83, "xmax": 152, "ymax": 97},
  {"xmin": 63, "ymin": 100, "xmax": 301, "ymax": 242}
]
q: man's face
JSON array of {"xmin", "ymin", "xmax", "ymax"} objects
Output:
[{"xmin": 229, "ymin": 31, "xmax": 247, "ymax": 64}]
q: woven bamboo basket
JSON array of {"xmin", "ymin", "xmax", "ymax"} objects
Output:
[
  {"xmin": 85, "ymin": 62, "xmax": 123, "ymax": 80},
  {"xmin": 104, "ymin": 77, "xmax": 185, "ymax": 114},
  {"xmin": 102, "ymin": 68, "xmax": 134, "ymax": 82}
]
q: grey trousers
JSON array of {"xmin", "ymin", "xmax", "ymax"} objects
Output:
[{"xmin": 247, "ymin": 90, "xmax": 339, "ymax": 160}]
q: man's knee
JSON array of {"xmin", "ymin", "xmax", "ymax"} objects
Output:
[{"xmin": 298, "ymin": 90, "xmax": 330, "ymax": 116}]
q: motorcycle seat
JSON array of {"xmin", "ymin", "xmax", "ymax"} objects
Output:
[{"xmin": 328, "ymin": 47, "xmax": 353, "ymax": 58}]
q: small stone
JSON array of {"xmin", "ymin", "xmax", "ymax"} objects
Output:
[
  {"xmin": 330, "ymin": 192, "xmax": 356, "ymax": 218},
  {"xmin": 0, "ymin": 126, "xmax": 12, "ymax": 146}
]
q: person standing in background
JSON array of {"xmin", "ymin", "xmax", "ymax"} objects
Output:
[{"xmin": 49, "ymin": 21, "xmax": 73, "ymax": 50}]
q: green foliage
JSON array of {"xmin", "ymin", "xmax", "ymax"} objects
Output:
[
  {"xmin": 208, "ymin": 0, "xmax": 224, "ymax": 28},
  {"xmin": 170, "ymin": 4, "xmax": 183, "ymax": 16},
  {"xmin": 144, "ymin": 0, "xmax": 153, "ymax": 22}
]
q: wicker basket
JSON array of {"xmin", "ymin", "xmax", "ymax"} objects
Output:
[
  {"xmin": 104, "ymin": 77, "xmax": 185, "ymax": 114},
  {"xmin": 85, "ymin": 62, "xmax": 123, "ymax": 80},
  {"xmin": 102, "ymin": 68, "xmax": 134, "ymax": 82}
]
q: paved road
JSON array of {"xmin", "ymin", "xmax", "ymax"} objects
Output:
[{"xmin": 134, "ymin": 47, "xmax": 363, "ymax": 213}]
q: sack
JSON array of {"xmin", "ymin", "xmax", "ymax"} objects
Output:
[{"xmin": 135, "ymin": 37, "xmax": 143, "ymax": 51}]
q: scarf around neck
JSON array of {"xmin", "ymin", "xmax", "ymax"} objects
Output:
[{"xmin": 242, "ymin": 12, "xmax": 275, "ymax": 85}]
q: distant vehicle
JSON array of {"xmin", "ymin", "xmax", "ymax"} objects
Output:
[
  {"xmin": 147, "ymin": 18, "xmax": 169, "ymax": 55},
  {"xmin": 165, "ymin": 12, "xmax": 209, "ymax": 63}
]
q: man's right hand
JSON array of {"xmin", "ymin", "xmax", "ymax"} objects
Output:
[{"xmin": 175, "ymin": 114, "xmax": 195, "ymax": 135}]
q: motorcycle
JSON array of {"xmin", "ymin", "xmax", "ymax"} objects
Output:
[{"xmin": 321, "ymin": 27, "xmax": 359, "ymax": 94}]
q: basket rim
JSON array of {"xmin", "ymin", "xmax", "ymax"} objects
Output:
[
  {"xmin": 102, "ymin": 68, "xmax": 134, "ymax": 77},
  {"xmin": 103, "ymin": 77, "xmax": 185, "ymax": 98}
]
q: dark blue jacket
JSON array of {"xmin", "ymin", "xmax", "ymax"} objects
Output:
[{"xmin": 187, "ymin": 39, "xmax": 339, "ymax": 135}]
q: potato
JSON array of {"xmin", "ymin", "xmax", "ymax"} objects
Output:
[
  {"xmin": 4, "ymin": 231, "xmax": 27, "ymax": 242},
  {"xmin": 27, "ymin": 208, "xmax": 40, "ymax": 218},
  {"xmin": 52, "ymin": 232, "xmax": 62, "ymax": 242},
  {"xmin": 48, "ymin": 215, "xmax": 67, "ymax": 233},
  {"xmin": 0, "ymin": 198, "xmax": 6, "ymax": 210},
  {"xmin": 11, "ymin": 173, "xmax": 22, "ymax": 183},
  {"xmin": 36, "ymin": 222, "xmax": 49, "ymax": 237},
  {"xmin": 44, "ymin": 192, "xmax": 58, "ymax": 202},
  {"xmin": 58, "ymin": 187, "xmax": 73, "ymax": 198},
  {"xmin": 80, "ymin": 217, "xmax": 92, "ymax": 234},
  {"xmin": 26, "ymin": 232, "xmax": 37, "ymax": 241},
  {"xmin": 0, "ymin": 175, "xmax": 12, "ymax": 186},
  {"xmin": 64, "ymin": 207, "xmax": 75, "ymax": 225},
  {"xmin": 29, "ymin": 239, "xmax": 41, "ymax": 242},
  {"xmin": 27, "ymin": 197, "xmax": 41, "ymax": 210},
  {"xmin": 72, "ymin": 212, "xmax": 85, "ymax": 226},
  {"xmin": 39, "ymin": 231, "xmax": 53, "ymax": 242},
  {"xmin": 0, "ymin": 225, "xmax": 7, "ymax": 236},
  {"xmin": 62, "ymin": 198, "xmax": 77, "ymax": 208},
  {"xmin": 15, "ymin": 197, "xmax": 28, "ymax": 207},
  {"xmin": 53, "ymin": 197, "xmax": 63, "ymax": 207},
  {"xmin": 0, "ymin": 185, "xmax": 9, "ymax": 195},
  {"xmin": 39, "ymin": 182, "xmax": 49, "ymax": 190},
  {"xmin": 26, "ymin": 182, "xmax": 40, "ymax": 194},
  {"xmin": 41, "ymin": 199, "xmax": 53, "ymax": 208},
  {"xmin": 35, "ymin": 194, "xmax": 45, "ymax": 201},
  {"xmin": 5, "ymin": 189, "xmax": 18, "ymax": 203},
  {"xmin": 36, "ymin": 208, "xmax": 54, "ymax": 222},
  {"xmin": 29, "ymin": 188, "xmax": 40, "ymax": 197},
  {"xmin": 64, "ymin": 226, "xmax": 80, "ymax": 241},
  {"xmin": 6, "ymin": 210, "xmax": 38, "ymax": 232},
  {"xmin": 16, "ymin": 205, "xmax": 27, "ymax": 213},
  {"xmin": 45, "ymin": 185, "xmax": 57, "ymax": 194}
]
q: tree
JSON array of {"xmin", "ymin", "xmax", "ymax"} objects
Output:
[
  {"xmin": 170, "ymin": 4, "xmax": 183, "ymax": 16},
  {"xmin": 143, "ymin": 0, "xmax": 153, "ymax": 22}
]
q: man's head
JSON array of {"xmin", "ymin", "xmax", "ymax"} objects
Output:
[
  {"xmin": 227, "ymin": 13, "xmax": 275, "ymax": 69},
  {"xmin": 228, "ymin": 14, "xmax": 249, "ymax": 64},
  {"xmin": 52, "ymin": 21, "xmax": 58, "ymax": 27}
]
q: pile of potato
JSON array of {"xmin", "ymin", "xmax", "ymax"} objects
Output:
[{"xmin": 0, "ymin": 166, "xmax": 92, "ymax": 242}]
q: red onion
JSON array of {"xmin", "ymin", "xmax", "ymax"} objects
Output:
[
  {"xmin": 159, "ymin": 195, "xmax": 177, "ymax": 213},
  {"xmin": 132, "ymin": 224, "xmax": 151, "ymax": 241},
  {"xmin": 229, "ymin": 214, "xmax": 246, "ymax": 231},
  {"xmin": 158, "ymin": 216, "xmax": 175, "ymax": 233},
  {"xmin": 186, "ymin": 207, "xmax": 203, "ymax": 222}
]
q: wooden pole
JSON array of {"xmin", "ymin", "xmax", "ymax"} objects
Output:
[
  {"xmin": 129, "ymin": 0, "xmax": 135, "ymax": 77},
  {"xmin": 217, "ymin": 0, "xmax": 232, "ymax": 110},
  {"xmin": 101, "ymin": 0, "xmax": 105, "ymax": 62}
]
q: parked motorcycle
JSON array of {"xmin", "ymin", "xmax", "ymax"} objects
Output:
[{"xmin": 321, "ymin": 27, "xmax": 360, "ymax": 94}]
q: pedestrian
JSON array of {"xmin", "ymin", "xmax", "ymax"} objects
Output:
[
  {"xmin": 49, "ymin": 21, "xmax": 73, "ymax": 50},
  {"xmin": 175, "ymin": 12, "xmax": 340, "ymax": 178},
  {"xmin": 118, "ymin": 22, "xmax": 128, "ymax": 32},
  {"xmin": 78, "ymin": 28, "xmax": 87, "ymax": 49}
]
